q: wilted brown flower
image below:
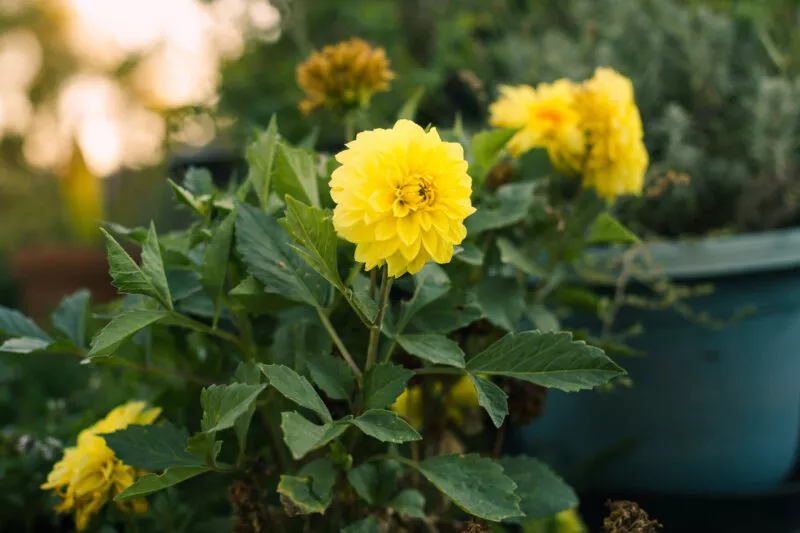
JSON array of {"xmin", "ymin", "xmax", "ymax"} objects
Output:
[
  {"xmin": 297, "ymin": 38, "xmax": 394, "ymax": 114},
  {"xmin": 603, "ymin": 500, "xmax": 662, "ymax": 533}
]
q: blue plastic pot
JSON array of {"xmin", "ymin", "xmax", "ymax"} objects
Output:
[{"xmin": 517, "ymin": 228, "xmax": 800, "ymax": 495}]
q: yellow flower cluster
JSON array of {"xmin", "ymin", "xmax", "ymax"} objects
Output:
[
  {"xmin": 297, "ymin": 37, "xmax": 395, "ymax": 115},
  {"xmin": 41, "ymin": 401, "xmax": 161, "ymax": 531},
  {"xmin": 489, "ymin": 68, "xmax": 648, "ymax": 202},
  {"xmin": 392, "ymin": 376, "xmax": 479, "ymax": 430},
  {"xmin": 330, "ymin": 119, "xmax": 476, "ymax": 277}
]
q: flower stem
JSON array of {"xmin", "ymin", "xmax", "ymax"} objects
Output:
[
  {"xmin": 344, "ymin": 113, "xmax": 356, "ymax": 142},
  {"xmin": 414, "ymin": 366, "xmax": 463, "ymax": 376},
  {"xmin": 316, "ymin": 306, "xmax": 362, "ymax": 381},
  {"xmin": 366, "ymin": 268, "xmax": 391, "ymax": 372}
]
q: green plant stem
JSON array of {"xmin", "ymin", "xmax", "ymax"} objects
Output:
[
  {"xmin": 414, "ymin": 367, "xmax": 463, "ymax": 376},
  {"xmin": 68, "ymin": 351, "xmax": 212, "ymax": 385},
  {"xmin": 366, "ymin": 268, "xmax": 391, "ymax": 372},
  {"xmin": 170, "ymin": 312, "xmax": 252, "ymax": 356},
  {"xmin": 344, "ymin": 113, "xmax": 356, "ymax": 142},
  {"xmin": 316, "ymin": 306, "xmax": 362, "ymax": 381},
  {"xmin": 366, "ymin": 453, "xmax": 417, "ymax": 469}
]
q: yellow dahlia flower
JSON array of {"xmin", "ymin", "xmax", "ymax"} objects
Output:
[
  {"xmin": 575, "ymin": 68, "xmax": 649, "ymax": 202},
  {"xmin": 41, "ymin": 401, "xmax": 161, "ymax": 531},
  {"xmin": 330, "ymin": 119, "xmax": 476, "ymax": 277},
  {"xmin": 489, "ymin": 80, "xmax": 586, "ymax": 172},
  {"xmin": 392, "ymin": 376, "xmax": 479, "ymax": 430},
  {"xmin": 297, "ymin": 37, "xmax": 395, "ymax": 115}
]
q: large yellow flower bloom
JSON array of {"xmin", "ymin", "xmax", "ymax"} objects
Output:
[
  {"xmin": 41, "ymin": 401, "xmax": 161, "ymax": 531},
  {"xmin": 489, "ymin": 80, "xmax": 586, "ymax": 173},
  {"xmin": 392, "ymin": 376, "xmax": 479, "ymax": 430},
  {"xmin": 575, "ymin": 68, "xmax": 649, "ymax": 202},
  {"xmin": 330, "ymin": 119, "xmax": 476, "ymax": 277},
  {"xmin": 297, "ymin": 37, "xmax": 395, "ymax": 115}
]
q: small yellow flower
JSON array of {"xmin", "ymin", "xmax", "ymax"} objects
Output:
[
  {"xmin": 489, "ymin": 80, "xmax": 586, "ymax": 173},
  {"xmin": 330, "ymin": 119, "xmax": 476, "ymax": 277},
  {"xmin": 575, "ymin": 68, "xmax": 649, "ymax": 202},
  {"xmin": 392, "ymin": 376, "xmax": 479, "ymax": 430},
  {"xmin": 297, "ymin": 37, "xmax": 395, "ymax": 115},
  {"xmin": 41, "ymin": 401, "xmax": 161, "ymax": 531}
]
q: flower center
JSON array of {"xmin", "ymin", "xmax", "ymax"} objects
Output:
[
  {"xmin": 393, "ymin": 174, "xmax": 436, "ymax": 217},
  {"xmin": 535, "ymin": 108, "xmax": 564, "ymax": 125}
]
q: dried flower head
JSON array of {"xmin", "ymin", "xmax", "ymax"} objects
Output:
[
  {"xmin": 297, "ymin": 37, "xmax": 395, "ymax": 115},
  {"xmin": 603, "ymin": 500, "xmax": 662, "ymax": 533},
  {"xmin": 40, "ymin": 401, "xmax": 161, "ymax": 531}
]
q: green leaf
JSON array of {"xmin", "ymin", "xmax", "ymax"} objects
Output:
[
  {"xmin": 142, "ymin": 223, "xmax": 173, "ymax": 309},
  {"xmin": 280, "ymin": 411, "xmax": 348, "ymax": 460},
  {"xmin": 52, "ymin": 289, "xmax": 90, "ymax": 349},
  {"xmin": 496, "ymin": 238, "xmax": 545, "ymax": 277},
  {"xmin": 350, "ymin": 409, "xmax": 421, "ymax": 443},
  {"xmin": 306, "ymin": 354, "xmax": 354, "ymax": 401},
  {"xmin": 363, "ymin": 362, "xmax": 414, "ymax": 410},
  {"xmin": 347, "ymin": 461, "xmax": 401, "ymax": 505},
  {"xmin": 185, "ymin": 433, "xmax": 221, "ymax": 465},
  {"xmin": 516, "ymin": 147, "xmax": 554, "ymax": 179},
  {"xmin": 416, "ymin": 454, "xmax": 522, "ymax": 522},
  {"xmin": 0, "ymin": 306, "xmax": 50, "ymax": 340},
  {"xmin": 498, "ymin": 456, "xmax": 578, "ymax": 522},
  {"xmin": 408, "ymin": 291, "xmax": 483, "ymax": 334},
  {"xmin": 397, "ymin": 263, "xmax": 450, "ymax": 330},
  {"xmin": 200, "ymin": 383, "xmax": 267, "ymax": 433},
  {"xmin": 100, "ymin": 228, "xmax": 172, "ymax": 309},
  {"xmin": 277, "ymin": 458, "xmax": 335, "ymax": 514},
  {"xmin": 466, "ymin": 182, "xmax": 537, "ymax": 236},
  {"xmin": 184, "ymin": 167, "xmax": 214, "ymax": 196},
  {"xmin": 0, "ymin": 337, "xmax": 53, "ymax": 353},
  {"xmin": 469, "ymin": 374, "xmax": 508, "ymax": 428},
  {"xmin": 101, "ymin": 221, "xmax": 148, "ymax": 244},
  {"xmin": 168, "ymin": 179, "xmax": 205, "ymax": 216},
  {"xmin": 236, "ymin": 203, "xmax": 328, "ymax": 307},
  {"xmin": 466, "ymin": 331, "xmax": 625, "ymax": 391},
  {"xmin": 88, "ymin": 310, "xmax": 168, "ymax": 358},
  {"xmin": 229, "ymin": 275, "xmax": 296, "ymax": 316},
  {"xmin": 390, "ymin": 489, "xmax": 426, "ymax": 519},
  {"xmin": 586, "ymin": 212, "xmax": 640, "ymax": 244},
  {"xmin": 247, "ymin": 116, "xmax": 279, "ymax": 209},
  {"xmin": 281, "ymin": 196, "xmax": 343, "ymax": 290},
  {"xmin": 101, "ymin": 422, "xmax": 203, "ymax": 471},
  {"xmin": 114, "ymin": 466, "xmax": 209, "ymax": 501},
  {"xmin": 454, "ymin": 242, "xmax": 485, "ymax": 266},
  {"xmin": 526, "ymin": 304, "xmax": 560, "ymax": 333},
  {"xmin": 342, "ymin": 517, "xmax": 380, "ymax": 533},
  {"xmin": 273, "ymin": 142, "xmax": 320, "ymax": 208},
  {"xmin": 397, "ymin": 87, "xmax": 425, "ymax": 120},
  {"xmin": 201, "ymin": 208, "xmax": 237, "ymax": 311},
  {"xmin": 350, "ymin": 273, "xmax": 378, "ymax": 322},
  {"xmin": 233, "ymin": 361, "xmax": 262, "ymax": 454},
  {"xmin": 470, "ymin": 128, "xmax": 518, "ymax": 185},
  {"xmin": 475, "ymin": 277, "xmax": 525, "ymax": 332},
  {"xmin": 259, "ymin": 364, "xmax": 332, "ymax": 422},
  {"xmin": 397, "ymin": 334, "xmax": 465, "ymax": 368}
]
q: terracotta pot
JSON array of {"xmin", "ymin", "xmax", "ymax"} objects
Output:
[{"xmin": 11, "ymin": 246, "xmax": 120, "ymax": 322}]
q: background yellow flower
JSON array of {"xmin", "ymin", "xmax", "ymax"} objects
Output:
[
  {"xmin": 392, "ymin": 376, "xmax": 479, "ymax": 430},
  {"xmin": 330, "ymin": 119, "xmax": 475, "ymax": 277},
  {"xmin": 41, "ymin": 401, "xmax": 161, "ymax": 531}
]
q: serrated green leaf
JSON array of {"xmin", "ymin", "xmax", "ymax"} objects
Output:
[
  {"xmin": 586, "ymin": 212, "xmax": 639, "ymax": 245},
  {"xmin": 350, "ymin": 273, "xmax": 378, "ymax": 322},
  {"xmin": 259, "ymin": 364, "xmax": 331, "ymax": 422},
  {"xmin": 416, "ymin": 454, "xmax": 522, "ymax": 522},
  {"xmin": 100, "ymin": 228, "xmax": 172, "ymax": 309},
  {"xmin": 306, "ymin": 354, "xmax": 354, "ymax": 401},
  {"xmin": 466, "ymin": 182, "xmax": 537, "ymax": 236},
  {"xmin": 168, "ymin": 179, "xmax": 205, "ymax": 215},
  {"xmin": 350, "ymin": 409, "xmax": 421, "ymax": 443},
  {"xmin": 469, "ymin": 374, "xmax": 508, "ymax": 428},
  {"xmin": 52, "ymin": 289, "xmax": 90, "ymax": 349},
  {"xmin": 0, "ymin": 306, "xmax": 50, "ymax": 340},
  {"xmin": 273, "ymin": 142, "xmax": 320, "ymax": 208},
  {"xmin": 280, "ymin": 411, "xmax": 348, "ymax": 460},
  {"xmin": 184, "ymin": 167, "xmax": 214, "ymax": 196},
  {"xmin": 88, "ymin": 310, "xmax": 168, "ymax": 358},
  {"xmin": 101, "ymin": 422, "xmax": 203, "ymax": 471},
  {"xmin": 229, "ymin": 275, "xmax": 296, "ymax": 316},
  {"xmin": 233, "ymin": 361, "xmax": 261, "ymax": 454},
  {"xmin": 101, "ymin": 221, "xmax": 149, "ymax": 244},
  {"xmin": 470, "ymin": 128, "xmax": 518, "ymax": 185},
  {"xmin": 342, "ymin": 517, "xmax": 380, "ymax": 533},
  {"xmin": 0, "ymin": 337, "xmax": 53, "ymax": 353},
  {"xmin": 475, "ymin": 277, "xmax": 525, "ymax": 332},
  {"xmin": 142, "ymin": 223, "xmax": 173, "ymax": 309},
  {"xmin": 363, "ymin": 362, "xmax": 414, "ymax": 410},
  {"xmin": 281, "ymin": 196, "xmax": 343, "ymax": 290},
  {"xmin": 347, "ymin": 461, "xmax": 401, "ymax": 506},
  {"xmin": 185, "ymin": 432, "xmax": 221, "ymax": 465},
  {"xmin": 526, "ymin": 304, "xmax": 560, "ymax": 333},
  {"xmin": 200, "ymin": 383, "xmax": 266, "ymax": 433},
  {"xmin": 466, "ymin": 331, "xmax": 625, "ymax": 391},
  {"xmin": 277, "ymin": 458, "xmax": 335, "ymax": 514},
  {"xmin": 395, "ymin": 264, "xmax": 450, "ymax": 332},
  {"xmin": 408, "ymin": 291, "xmax": 483, "ymax": 334},
  {"xmin": 114, "ymin": 466, "xmax": 209, "ymax": 501},
  {"xmin": 390, "ymin": 489, "xmax": 426, "ymax": 519},
  {"xmin": 247, "ymin": 115, "xmax": 279, "ymax": 209},
  {"xmin": 496, "ymin": 238, "xmax": 544, "ymax": 277},
  {"xmin": 498, "ymin": 456, "xmax": 577, "ymax": 522},
  {"xmin": 269, "ymin": 308, "xmax": 332, "ymax": 371},
  {"xmin": 454, "ymin": 242, "xmax": 485, "ymax": 266},
  {"xmin": 397, "ymin": 334, "xmax": 465, "ymax": 368},
  {"xmin": 202, "ymin": 208, "xmax": 237, "ymax": 314},
  {"xmin": 235, "ymin": 203, "xmax": 328, "ymax": 307}
]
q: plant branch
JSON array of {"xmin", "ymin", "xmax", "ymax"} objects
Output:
[
  {"xmin": 316, "ymin": 306, "xmax": 362, "ymax": 381},
  {"xmin": 366, "ymin": 267, "xmax": 391, "ymax": 372},
  {"xmin": 414, "ymin": 367, "xmax": 464, "ymax": 376}
]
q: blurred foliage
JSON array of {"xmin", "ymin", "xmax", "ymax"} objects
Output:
[{"xmin": 220, "ymin": 0, "xmax": 800, "ymax": 237}]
